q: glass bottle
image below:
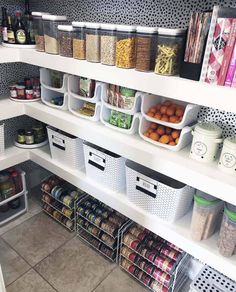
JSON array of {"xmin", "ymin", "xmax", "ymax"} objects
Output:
[
  {"xmin": 7, "ymin": 16, "xmax": 16, "ymax": 44},
  {"xmin": 1, "ymin": 7, "xmax": 8, "ymax": 43},
  {"xmin": 15, "ymin": 11, "xmax": 27, "ymax": 44}
]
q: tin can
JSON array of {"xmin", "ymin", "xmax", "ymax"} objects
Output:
[{"xmin": 154, "ymin": 255, "xmax": 176, "ymax": 274}]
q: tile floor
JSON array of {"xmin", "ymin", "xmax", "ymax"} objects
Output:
[{"xmin": 0, "ymin": 197, "xmax": 147, "ymax": 292}]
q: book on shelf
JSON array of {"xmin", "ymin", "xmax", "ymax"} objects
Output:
[{"xmin": 224, "ymin": 43, "xmax": 236, "ymax": 87}]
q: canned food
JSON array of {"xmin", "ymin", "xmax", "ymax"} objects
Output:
[
  {"xmin": 101, "ymin": 233, "xmax": 116, "ymax": 247},
  {"xmin": 152, "ymin": 268, "xmax": 171, "ymax": 287},
  {"xmin": 129, "ymin": 226, "xmax": 144, "ymax": 238},
  {"xmin": 94, "ymin": 216, "xmax": 102, "ymax": 226},
  {"xmin": 150, "ymin": 279, "xmax": 168, "ymax": 292},
  {"xmin": 94, "ymin": 206, "xmax": 104, "ymax": 216},
  {"xmin": 84, "ymin": 209, "xmax": 92, "ymax": 218},
  {"xmin": 108, "ymin": 214, "xmax": 125, "ymax": 227},
  {"xmin": 101, "ymin": 220, "xmax": 118, "ymax": 236},
  {"xmin": 128, "ymin": 265, "xmax": 136, "ymax": 274},
  {"xmin": 139, "ymin": 246, "xmax": 148, "ymax": 257},
  {"xmin": 144, "ymin": 263, "xmax": 154, "ymax": 275},
  {"xmin": 146, "ymin": 250, "xmax": 158, "ymax": 262},
  {"xmin": 141, "ymin": 273, "xmax": 152, "ymax": 286},
  {"xmin": 77, "ymin": 218, "xmax": 85, "ymax": 226},
  {"xmin": 121, "ymin": 246, "xmax": 133, "ymax": 258},
  {"xmin": 160, "ymin": 247, "xmax": 180, "ymax": 261},
  {"xmin": 77, "ymin": 206, "xmax": 85, "ymax": 216},
  {"xmin": 136, "ymin": 258, "xmax": 147, "ymax": 270},
  {"xmin": 154, "ymin": 255, "xmax": 176, "ymax": 274},
  {"xmin": 63, "ymin": 195, "xmax": 73, "ymax": 207},
  {"xmin": 84, "ymin": 200, "xmax": 93, "ymax": 208},
  {"xmin": 121, "ymin": 258, "xmax": 132, "ymax": 270},
  {"xmin": 88, "ymin": 212, "xmax": 97, "ymax": 222}
]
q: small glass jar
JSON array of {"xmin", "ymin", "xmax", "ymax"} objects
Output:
[
  {"xmin": 9, "ymin": 84, "xmax": 17, "ymax": 99},
  {"xmin": 17, "ymin": 129, "xmax": 26, "ymax": 144},
  {"xmin": 42, "ymin": 15, "xmax": 67, "ymax": 55},
  {"xmin": 116, "ymin": 25, "xmax": 136, "ymax": 69},
  {"xmin": 25, "ymin": 130, "xmax": 34, "ymax": 145},
  {"xmin": 58, "ymin": 25, "xmax": 76, "ymax": 58},
  {"xmin": 155, "ymin": 28, "xmax": 186, "ymax": 76},
  {"xmin": 218, "ymin": 137, "xmax": 236, "ymax": 174},
  {"xmin": 135, "ymin": 26, "xmax": 158, "ymax": 72},
  {"xmin": 72, "ymin": 21, "xmax": 86, "ymax": 60},
  {"xmin": 32, "ymin": 12, "xmax": 50, "ymax": 52},
  {"xmin": 16, "ymin": 85, "xmax": 25, "ymax": 99},
  {"xmin": 86, "ymin": 23, "xmax": 101, "ymax": 63},
  {"xmin": 100, "ymin": 23, "xmax": 117, "ymax": 66}
]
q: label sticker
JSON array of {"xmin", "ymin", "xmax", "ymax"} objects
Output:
[{"xmin": 136, "ymin": 177, "xmax": 157, "ymax": 198}]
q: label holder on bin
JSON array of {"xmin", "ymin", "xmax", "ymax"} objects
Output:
[
  {"xmin": 136, "ymin": 176, "xmax": 157, "ymax": 198},
  {"xmin": 88, "ymin": 151, "xmax": 106, "ymax": 171}
]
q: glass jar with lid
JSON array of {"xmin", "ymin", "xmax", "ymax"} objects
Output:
[
  {"xmin": 58, "ymin": 25, "xmax": 76, "ymax": 58},
  {"xmin": 86, "ymin": 23, "xmax": 101, "ymax": 63},
  {"xmin": 72, "ymin": 21, "xmax": 86, "ymax": 60},
  {"xmin": 100, "ymin": 23, "xmax": 117, "ymax": 66},
  {"xmin": 32, "ymin": 12, "xmax": 50, "ymax": 52},
  {"xmin": 116, "ymin": 25, "xmax": 136, "ymax": 69},
  {"xmin": 42, "ymin": 15, "xmax": 67, "ymax": 55},
  {"xmin": 155, "ymin": 28, "xmax": 186, "ymax": 76},
  {"xmin": 135, "ymin": 26, "xmax": 158, "ymax": 72}
]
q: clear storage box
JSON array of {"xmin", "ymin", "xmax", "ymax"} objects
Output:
[
  {"xmin": 190, "ymin": 191, "xmax": 223, "ymax": 241},
  {"xmin": 58, "ymin": 25, "xmax": 76, "ymax": 58},
  {"xmin": 32, "ymin": 12, "xmax": 50, "ymax": 52},
  {"xmin": 100, "ymin": 23, "xmax": 117, "ymax": 66},
  {"xmin": 0, "ymin": 124, "xmax": 4, "ymax": 156},
  {"xmin": 86, "ymin": 23, "xmax": 101, "ymax": 63},
  {"xmin": 42, "ymin": 15, "xmax": 67, "ymax": 55},
  {"xmin": 72, "ymin": 21, "xmax": 86, "ymax": 60}
]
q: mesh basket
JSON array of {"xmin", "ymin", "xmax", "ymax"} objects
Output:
[
  {"xmin": 0, "ymin": 124, "xmax": 5, "ymax": 156},
  {"xmin": 126, "ymin": 160, "xmax": 194, "ymax": 222},
  {"xmin": 83, "ymin": 142, "xmax": 126, "ymax": 192}
]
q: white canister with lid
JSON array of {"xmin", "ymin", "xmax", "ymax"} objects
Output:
[
  {"xmin": 190, "ymin": 122, "xmax": 223, "ymax": 163},
  {"xmin": 218, "ymin": 137, "xmax": 236, "ymax": 174}
]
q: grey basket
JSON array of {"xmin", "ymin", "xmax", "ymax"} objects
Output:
[{"xmin": 0, "ymin": 124, "xmax": 5, "ymax": 156}]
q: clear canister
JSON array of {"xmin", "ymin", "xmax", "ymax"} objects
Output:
[
  {"xmin": 72, "ymin": 21, "xmax": 86, "ymax": 60},
  {"xmin": 136, "ymin": 26, "xmax": 158, "ymax": 72},
  {"xmin": 190, "ymin": 190, "xmax": 223, "ymax": 241},
  {"xmin": 100, "ymin": 23, "xmax": 117, "ymax": 66},
  {"xmin": 116, "ymin": 25, "xmax": 136, "ymax": 69},
  {"xmin": 155, "ymin": 28, "xmax": 186, "ymax": 76},
  {"xmin": 218, "ymin": 203, "xmax": 236, "ymax": 257},
  {"xmin": 42, "ymin": 15, "xmax": 67, "ymax": 55},
  {"xmin": 32, "ymin": 12, "xmax": 50, "ymax": 52},
  {"xmin": 86, "ymin": 23, "xmax": 101, "ymax": 63},
  {"xmin": 58, "ymin": 25, "xmax": 76, "ymax": 58}
]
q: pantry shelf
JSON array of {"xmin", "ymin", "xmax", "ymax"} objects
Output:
[
  {"xmin": 0, "ymin": 97, "xmax": 25, "ymax": 120},
  {"xmin": 29, "ymin": 145, "xmax": 236, "ymax": 282},
  {"xmin": 0, "ymin": 146, "xmax": 29, "ymax": 171},
  {"xmin": 0, "ymin": 46, "xmax": 20, "ymax": 63}
]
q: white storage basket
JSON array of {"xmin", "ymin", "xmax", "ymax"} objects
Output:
[
  {"xmin": 83, "ymin": 142, "xmax": 126, "ymax": 192},
  {"xmin": 0, "ymin": 124, "xmax": 4, "ymax": 156},
  {"xmin": 41, "ymin": 86, "xmax": 69, "ymax": 111},
  {"xmin": 47, "ymin": 126, "xmax": 84, "ymax": 169},
  {"xmin": 126, "ymin": 160, "xmax": 194, "ymax": 222},
  {"xmin": 40, "ymin": 68, "xmax": 68, "ymax": 93}
]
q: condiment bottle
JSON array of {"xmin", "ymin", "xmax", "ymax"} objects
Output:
[
  {"xmin": 17, "ymin": 129, "xmax": 26, "ymax": 144},
  {"xmin": 25, "ymin": 79, "xmax": 34, "ymax": 99},
  {"xmin": 218, "ymin": 137, "xmax": 236, "ymax": 175},
  {"xmin": 15, "ymin": 11, "xmax": 27, "ymax": 44},
  {"xmin": 7, "ymin": 15, "xmax": 15, "ymax": 44},
  {"xmin": 25, "ymin": 130, "xmax": 34, "ymax": 144}
]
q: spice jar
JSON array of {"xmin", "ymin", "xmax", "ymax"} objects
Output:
[
  {"xmin": 42, "ymin": 15, "xmax": 67, "ymax": 55},
  {"xmin": 32, "ymin": 12, "xmax": 50, "ymax": 52},
  {"xmin": 72, "ymin": 21, "xmax": 86, "ymax": 60},
  {"xmin": 155, "ymin": 28, "xmax": 186, "ymax": 76},
  {"xmin": 16, "ymin": 84, "xmax": 25, "ymax": 99},
  {"xmin": 218, "ymin": 137, "xmax": 236, "ymax": 175},
  {"xmin": 218, "ymin": 203, "xmax": 236, "ymax": 257},
  {"xmin": 86, "ymin": 23, "xmax": 101, "ymax": 63},
  {"xmin": 32, "ymin": 124, "xmax": 46, "ymax": 143},
  {"xmin": 136, "ymin": 26, "xmax": 158, "ymax": 72},
  {"xmin": 116, "ymin": 25, "xmax": 136, "ymax": 69},
  {"xmin": 100, "ymin": 23, "xmax": 117, "ymax": 66},
  {"xmin": 58, "ymin": 25, "xmax": 76, "ymax": 58},
  {"xmin": 190, "ymin": 190, "xmax": 223, "ymax": 241},
  {"xmin": 190, "ymin": 122, "xmax": 223, "ymax": 163},
  {"xmin": 9, "ymin": 84, "xmax": 17, "ymax": 99},
  {"xmin": 25, "ymin": 130, "xmax": 34, "ymax": 145},
  {"xmin": 17, "ymin": 129, "xmax": 26, "ymax": 144}
]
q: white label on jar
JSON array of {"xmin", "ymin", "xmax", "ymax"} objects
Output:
[
  {"xmin": 3, "ymin": 27, "xmax": 8, "ymax": 41},
  {"xmin": 136, "ymin": 177, "xmax": 157, "ymax": 198},
  {"xmin": 193, "ymin": 141, "xmax": 207, "ymax": 156},
  {"xmin": 222, "ymin": 152, "xmax": 236, "ymax": 168},
  {"xmin": 10, "ymin": 89, "xmax": 17, "ymax": 98}
]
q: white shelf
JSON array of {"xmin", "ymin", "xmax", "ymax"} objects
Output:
[
  {"xmin": 0, "ymin": 97, "xmax": 25, "ymax": 120},
  {"xmin": 0, "ymin": 46, "xmax": 20, "ymax": 63},
  {"xmin": 0, "ymin": 146, "xmax": 29, "ymax": 171},
  {"xmin": 29, "ymin": 145, "xmax": 236, "ymax": 282}
]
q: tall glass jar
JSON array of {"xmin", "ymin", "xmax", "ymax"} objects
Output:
[
  {"xmin": 86, "ymin": 23, "xmax": 101, "ymax": 63},
  {"xmin": 58, "ymin": 25, "xmax": 76, "ymax": 58},
  {"xmin": 155, "ymin": 28, "xmax": 186, "ymax": 76},
  {"xmin": 100, "ymin": 23, "xmax": 117, "ymax": 66},
  {"xmin": 116, "ymin": 25, "xmax": 136, "ymax": 69},
  {"xmin": 32, "ymin": 12, "xmax": 50, "ymax": 52},
  {"xmin": 42, "ymin": 15, "xmax": 67, "ymax": 55},
  {"xmin": 72, "ymin": 21, "xmax": 86, "ymax": 60},
  {"xmin": 135, "ymin": 26, "xmax": 158, "ymax": 72}
]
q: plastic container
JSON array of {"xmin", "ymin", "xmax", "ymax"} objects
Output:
[
  {"xmin": 116, "ymin": 25, "xmax": 136, "ymax": 69},
  {"xmin": 218, "ymin": 137, "xmax": 236, "ymax": 175},
  {"xmin": 100, "ymin": 23, "xmax": 117, "ymax": 66},
  {"xmin": 0, "ymin": 124, "xmax": 4, "ymax": 156},
  {"xmin": 190, "ymin": 191, "xmax": 223, "ymax": 241},
  {"xmin": 40, "ymin": 68, "xmax": 68, "ymax": 93},
  {"xmin": 155, "ymin": 28, "xmax": 186, "ymax": 76},
  {"xmin": 42, "ymin": 15, "xmax": 67, "ymax": 55},
  {"xmin": 190, "ymin": 122, "xmax": 223, "ymax": 163},
  {"xmin": 218, "ymin": 203, "xmax": 236, "ymax": 257},
  {"xmin": 135, "ymin": 26, "xmax": 158, "ymax": 72},
  {"xmin": 72, "ymin": 21, "xmax": 86, "ymax": 60},
  {"xmin": 32, "ymin": 12, "xmax": 50, "ymax": 52},
  {"xmin": 86, "ymin": 23, "xmax": 101, "ymax": 63},
  {"xmin": 58, "ymin": 25, "xmax": 76, "ymax": 58}
]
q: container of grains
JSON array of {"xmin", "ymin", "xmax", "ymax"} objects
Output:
[
  {"xmin": 190, "ymin": 190, "xmax": 223, "ymax": 241},
  {"xmin": 116, "ymin": 25, "xmax": 136, "ymax": 69},
  {"xmin": 155, "ymin": 28, "xmax": 186, "ymax": 76},
  {"xmin": 86, "ymin": 22, "xmax": 101, "ymax": 63},
  {"xmin": 58, "ymin": 25, "xmax": 76, "ymax": 58},
  {"xmin": 42, "ymin": 15, "xmax": 67, "ymax": 55},
  {"xmin": 218, "ymin": 203, "xmax": 236, "ymax": 257},
  {"xmin": 32, "ymin": 12, "xmax": 50, "ymax": 52},
  {"xmin": 72, "ymin": 21, "xmax": 86, "ymax": 60},
  {"xmin": 100, "ymin": 23, "xmax": 117, "ymax": 66},
  {"xmin": 135, "ymin": 26, "xmax": 158, "ymax": 72}
]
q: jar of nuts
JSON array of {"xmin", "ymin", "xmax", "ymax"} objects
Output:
[
  {"xmin": 116, "ymin": 25, "xmax": 136, "ymax": 69},
  {"xmin": 86, "ymin": 23, "xmax": 101, "ymax": 63},
  {"xmin": 100, "ymin": 23, "xmax": 117, "ymax": 66},
  {"xmin": 136, "ymin": 26, "xmax": 158, "ymax": 72},
  {"xmin": 58, "ymin": 25, "xmax": 76, "ymax": 58},
  {"xmin": 72, "ymin": 21, "xmax": 86, "ymax": 60},
  {"xmin": 32, "ymin": 12, "xmax": 50, "ymax": 52}
]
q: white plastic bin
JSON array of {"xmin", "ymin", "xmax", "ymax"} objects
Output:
[
  {"xmin": 0, "ymin": 124, "xmax": 4, "ymax": 156},
  {"xmin": 47, "ymin": 126, "xmax": 84, "ymax": 169},
  {"xmin": 41, "ymin": 86, "xmax": 69, "ymax": 111},
  {"xmin": 126, "ymin": 160, "xmax": 194, "ymax": 222},
  {"xmin": 40, "ymin": 68, "xmax": 68, "ymax": 93},
  {"xmin": 83, "ymin": 142, "xmax": 126, "ymax": 192}
]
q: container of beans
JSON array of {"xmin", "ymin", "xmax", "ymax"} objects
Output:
[
  {"xmin": 100, "ymin": 23, "xmax": 117, "ymax": 66},
  {"xmin": 32, "ymin": 12, "xmax": 50, "ymax": 52},
  {"xmin": 190, "ymin": 191, "xmax": 223, "ymax": 241},
  {"xmin": 72, "ymin": 21, "xmax": 86, "ymax": 60},
  {"xmin": 218, "ymin": 203, "xmax": 236, "ymax": 257},
  {"xmin": 58, "ymin": 25, "xmax": 76, "ymax": 58},
  {"xmin": 42, "ymin": 15, "xmax": 67, "ymax": 55},
  {"xmin": 116, "ymin": 25, "xmax": 136, "ymax": 69},
  {"xmin": 155, "ymin": 28, "xmax": 186, "ymax": 76},
  {"xmin": 135, "ymin": 26, "xmax": 158, "ymax": 72},
  {"xmin": 86, "ymin": 23, "xmax": 101, "ymax": 63}
]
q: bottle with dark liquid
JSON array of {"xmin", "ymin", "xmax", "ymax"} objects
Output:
[
  {"xmin": 15, "ymin": 11, "xmax": 27, "ymax": 44},
  {"xmin": 7, "ymin": 16, "xmax": 16, "ymax": 44},
  {"xmin": 1, "ymin": 7, "xmax": 8, "ymax": 43}
]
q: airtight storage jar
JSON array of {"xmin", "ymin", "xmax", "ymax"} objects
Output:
[
  {"xmin": 86, "ymin": 23, "xmax": 101, "ymax": 63},
  {"xmin": 58, "ymin": 25, "xmax": 76, "ymax": 58},
  {"xmin": 72, "ymin": 21, "xmax": 86, "ymax": 60},
  {"xmin": 218, "ymin": 137, "xmax": 236, "ymax": 174},
  {"xmin": 100, "ymin": 23, "xmax": 117, "ymax": 66},
  {"xmin": 32, "ymin": 12, "xmax": 50, "ymax": 52}
]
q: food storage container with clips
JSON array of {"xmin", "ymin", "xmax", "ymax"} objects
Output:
[
  {"xmin": 86, "ymin": 23, "xmax": 101, "ymax": 63},
  {"xmin": 58, "ymin": 25, "xmax": 77, "ymax": 58},
  {"xmin": 100, "ymin": 23, "xmax": 117, "ymax": 66},
  {"xmin": 218, "ymin": 137, "xmax": 236, "ymax": 174},
  {"xmin": 32, "ymin": 12, "xmax": 50, "ymax": 52},
  {"xmin": 72, "ymin": 21, "xmax": 86, "ymax": 60}
]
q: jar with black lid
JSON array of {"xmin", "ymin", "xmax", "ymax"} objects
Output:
[
  {"xmin": 72, "ymin": 21, "xmax": 86, "ymax": 60},
  {"xmin": 86, "ymin": 23, "xmax": 101, "ymax": 63},
  {"xmin": 25, "ymin": 130, "xmax": 34, "ymax": 145}
]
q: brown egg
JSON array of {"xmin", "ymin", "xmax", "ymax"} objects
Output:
[
  {"xmin": 169, "ymin": 141, "xmax": 176, "ymax": 146},
  {"xmin": 150, "ymin": 123, "xmax": 157, "ymax": 130},
  {"xmin": 175, "ymin": 137, "xmax": 180, "ymax": 144},
  {"xmin": 166, "ymin": 106, "xmax": 175, "ymax": 116},
  {"xmin": 160, "ymin": 105, "xmax": 168, "ymax": 114},
  {"xmin": 149, "ymin": 106, "xmax": 157, "ymax": 114},
  {"xmin": 147, "ymin": 112, "xmax": 155, "ymax": 117},
  {"xmin": 176, "ymin": 107, "xmax": 185, "ymax": 117},
  {"xmin": 161, "ymin": 114, "xmax": 169, "ymax": 122},
  {"xmin": 163, "ymin": 100, "xmax": 172, "ymax": 107},
  {"xmin": 159, "ymin": 135, "xmax": 170, "ymax": 144},
  {"xmin": 156, "ymin": 126, "xmax": 165, "ymax": 136},
  {"xmin": 156, "ymin": 103, "xmax": 161, "ymax": 111},
  {"xmin": 172, "ymin": 130, "xmax": 180, "ymax": 139},
  {"xmin": 168, "ymin": 135, "xmax": 174, "ymax": 142},
  {"xmin": 144, "ymin": 131, "xmax": 150, "ymax": 138},
  {"xmin": 165, "ymin": 127, "xmax": 172, "ymax": 135},
  {"xmin": 148, "ymin": 128, "xmax": 154, "ymax": 134},
  {"xmin": 154, "ymin": 112, "xmax": 162, "ymax": 120},
  {"xmin": 169, "ymin": 116, "xmax": 179, "ymax": 123},
  {"xmin": 150, "ymin": 132, "xmax": 160, "ymax": 141}
]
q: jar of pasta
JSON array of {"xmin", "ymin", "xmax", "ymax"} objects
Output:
[
  {"xmin": 86, "ymin": 23, "xmax": 101, "ymax": 63},
  {"xmin": 72, "ymin": 21, "xmax": 86, "ymax": 60},
  {"xmin": 155, "ymin": 28, "xmax": 186, "ymax": 76},
  {"xmin": 100, "ymin": 23, "xmax": 117, "ymax": 66},
  {"xmin": 116, "ymin": 25, "xmax": 136, "ymax": 69}
]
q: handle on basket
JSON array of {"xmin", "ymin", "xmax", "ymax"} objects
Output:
[
  {"xmin": 88, "ymin": 151, "xmax": 106, "ymax": 171},
  {"xmin": 135, "ymin": 177, "xmax": 157, "ymax": 199},
  {"xmin": 52, "ymin": 135, "xmax": 66, "ymax": 151}
]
